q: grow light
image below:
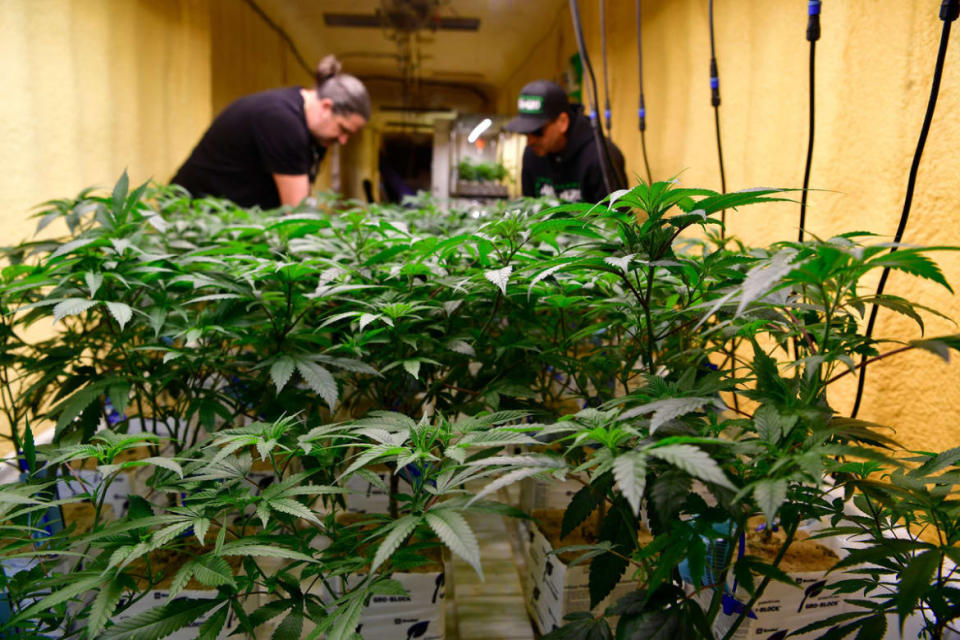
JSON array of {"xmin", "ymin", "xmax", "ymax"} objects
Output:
[{"xmin": 467, "ymin": 118, "xmax": 492, "ymax": 144}]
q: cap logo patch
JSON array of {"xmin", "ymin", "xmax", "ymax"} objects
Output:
[{"xmin": 518, "ymin": 95, "xmax": 543, "ymax": 114}]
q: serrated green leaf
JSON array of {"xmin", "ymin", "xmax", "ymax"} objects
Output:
[
  {"xmin": 613, "ymin": 452, "xmax": 647, "ymax": 516},
  {"xmin": 105, "ymin": 301, "xmax": 133, "ymax": 330},
  {"xmin": 53, "ymin": 297, "xmax": 98, "ymax": 323},
  {"xmin": 621, "ymin": 397, "xmax": 716, "ymax": 434},
  {"xmin": 193, "ymin": 555, "xmax": 236, "ymax": 588},
  {"xmin": 12, "ymin": 572, "xmax": 103, "ymax": 624},
  {"xmin": 736, "ymin": 249, "xmax": 800, "ymax": 315},
  {"xmin": 49, "ymin": 237, "xmax": 97, "ymax": 261},
  {"xmin": 87, "ymin": 575, "xmax": 125, "ymax": 638},
  {"xmin": 326, "ymin": 593, "xmax": 365, "ymax": 640},
  {"xmin": 196, "ymin": 603, "xmax": 230, "ymax": 640},
  {"xmin": 54, "ymin": 384, "xmax": 106, "ymax": 440},
  {"xmin": 85, "ymin": 272, "xmax": 103, "ymax": 297},
  {"xmin": 371, "ymin": 515, "xmax": 420, "ymax": 574},
  {"xmin": 218, "ymin": 542, "xmax": 317, "ymax": 563},
  {"xmin": 467, "ymin": 466, "xmax": 548, "ymax": 506},
  {"xmin": 753, "ymin": 478, "xmax": 787, "ymax": 523},
  {"xmin": 100, "ymin": 597, "xmax": 221, "ymax": 640},
  {"xmin": 139, "ymin": 456, "xmax": 183, "ymax": 478},
  {"xmin": 402, "ymin": 359, "xmax": 421, "ymax": 379},
  {"xmin": 589, "ymin": 547, "xmax": 629, "ymax": 610},
  {"xmin": 426, "ymin": 509, "xmax": 482, "ymax": 578},
  {"xmin": 270, "ymin": 356, "xmax": 295, "ymax": 393},
  {"xmin": 562, "ymin": 485, "xmax": 598, "ymax": 539},
  {"xmin": 359, "ymin": 313, "xmax": 380, "ymax": 330},
  {"xmin": 447, "ymin": 339, "xmax": 476, "ymax": 357},
  {"xmin": 754, "ymin": 405, "xmax": 791, "ymax": 444},
  {"xmin": 897, "ymin": 549, "xmax": 939, "ymax": 625},
  {"xmin": 215, "ymin": 519, "xmax": 226, "ymax": 554},
  {"xmin": 268, "ymin": 498, "xmax": 321, "ymax": 525},
  {"xmin": 295, "ymin": 359, "xmax": 338, "ymax": 410},
  {"xmin": 854, "ymin": 614, "xmax": 887, "ymax": 640},
  {"xmin": 484, "ymin": 266, "xmax": 512, "ymax": 295},
  {"xmin": 272, "ymin": 610, "xmax": 304, "ymax": 640},
  {"xmin": 168, "ymin": 560, "xmax": 196, "ymax": 599},
  {"xmin": 649, "ymin": 444, "xmax": 734, "ymax": 490}
]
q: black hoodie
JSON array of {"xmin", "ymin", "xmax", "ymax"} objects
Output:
[{"xmin": 520, "ymin": 104, "xmax": 625, "ymax": 204}]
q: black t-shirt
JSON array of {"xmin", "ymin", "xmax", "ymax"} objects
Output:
[
  {"xmin": 171, "ymin": 86, "xmax": 326, "ymax": 209},
  {"xmin": 520, "ymin": 105, "xmax": 625, "ymax": 204}
]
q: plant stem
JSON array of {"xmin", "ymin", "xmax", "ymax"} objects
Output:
[{"xmin": 719, "ymin": 517, "xmax": 799, "ymax": 640}]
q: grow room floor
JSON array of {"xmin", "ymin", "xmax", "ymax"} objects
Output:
[{"xmin": 444, "ymin": 488, "xmax": 535, "ymax": 640}]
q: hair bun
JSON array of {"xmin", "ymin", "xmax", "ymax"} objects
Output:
[{"xmin": 316, "ymin": 55, "xmax": 343, "ymax": 85}]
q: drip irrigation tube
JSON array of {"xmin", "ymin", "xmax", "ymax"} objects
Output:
[
  {"xmin": 600, "ymin": 0, "xmax": 612, "ymax": 131},
  {"xmin": 636, "ymin": 0, "xmax": 653, "ymax": 185},
  {"xmin": 708, "ymin": 0, "xmax": 728, "ymax": 235},
  {"xmin": 851, "ymin": 0, "xmax": 958, "ymax": 418},
  {"xmin": 569, "ymin": 0, "xmax": 625, "ymax": 194},
  {"xmin": 798, "ymin": 0, "xmax": 821, "ymax": 243}
]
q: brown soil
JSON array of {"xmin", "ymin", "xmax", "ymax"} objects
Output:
[
  {"xmin": 61, "ymin": 503, "xmax": 116, "ymax": 533},
  {"xmin": 532, "ymin": 508, "xmax": 653, "ymax": 565},
  {"xmin": 114, "ymin": 447, "xmax": 154, "ymax": 464},
  {"xmin": 745, "ymin": 520, "xmax": 838, "ymax": 572}
]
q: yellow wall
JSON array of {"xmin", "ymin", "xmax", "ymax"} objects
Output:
[
  {"xmin": 0, "ymin": 0, "xmax": 338, "ymax": 241},
  {"xmin": 208, "ymin": 0, "xmax": 311, "ymax": 116},
  {"xmin": 0, "ymin": 0, "xmax": 212, "ymax": 243},
  {"xmin": 499, "ymin": 1, "xmax": 960, "ymax": 452}
]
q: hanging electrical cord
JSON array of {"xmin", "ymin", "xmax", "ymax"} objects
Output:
[
  {"xmin": 243, "ymin": 0, "xmax": 312, "ymax": 77},
  {"xmin": 851, "ymin": 0, "xmax": 959, "ymax": 418},
  {"xmin": 569, "ymin": 0, "xmax": 624, "ymax": 194},
  {"xmin": 793, "ymin": 1, "xmax": 822, "ymax": 362},
  {"xmin": 798, "ymin": 0, "xmax": 821, "ymax": 243},
  {"xmin": 600, "ymin": 0, "xmax": 612, "ymax": 132},
  {"xmin": 707, "ymin": 0, "xmax": 738, "ymax": 412},
  {"xmin": 583, "ymin": 51, "xmax": 594, "ymax": 121},
  {"xmin": 636, "ymin": 0, "xmax": 653, "ymax": 184},
  {"xmin": 708, "ymin": 0, "xmax": 728, "ymax": 236}
]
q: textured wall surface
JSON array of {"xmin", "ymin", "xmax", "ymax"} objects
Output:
[
  {"xmin": 0, "ymin": 0, "xmax": 211, "ymax": 243},
  {"xmin": 499, "ymin": 1, "xmax": 960, "ymax": 452},
  {"xmin": 208, "ymin": 0, "xmax": 311, "ymax": 116}
]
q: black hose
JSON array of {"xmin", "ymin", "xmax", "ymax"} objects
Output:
[
  {"xmin": 798, "ymin": 0, "xmax": 821, "ymax": 243},
  {"xmin": 601, "ymin": 0, "xmax": 612, "ymax": 131},
  {"xmin": 569, "ymin": 0, "xmax": 624, "ymax": 194},
  {"xmin": 708, "ymin": 0, "xmax": 728, "ymax": 235},
  {"xmin": 851, "ymin": 0, "xmax": 958, "ymax": 418},
  {"xmin": 637, "ymin": 0, "xmax": 653, "ymax": 184}
]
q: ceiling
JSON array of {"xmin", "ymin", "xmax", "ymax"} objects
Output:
[{"xmin": 253, "ymin": 0, "xmax": 567, "ymax": 105}]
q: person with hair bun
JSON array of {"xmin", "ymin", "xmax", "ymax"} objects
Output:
[{"xmin": 172, "ymin": 55, "xmax": 370, "ymax": 208}]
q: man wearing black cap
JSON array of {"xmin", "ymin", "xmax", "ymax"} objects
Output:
[{"xmin": 505, "ymin": 80, "xmax": 625, "ymax": 203}]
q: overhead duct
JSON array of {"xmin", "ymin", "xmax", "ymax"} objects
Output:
[{"xmin": 323, "ymin": 0, "xmax": 480, "ymax": 32}]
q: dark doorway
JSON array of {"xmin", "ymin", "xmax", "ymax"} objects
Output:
[{"xmin": 379, "ymin": 132, "xmax": 433, "ymax": 203}]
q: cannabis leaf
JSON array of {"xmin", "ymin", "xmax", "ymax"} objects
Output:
[
  {"xmin": 484, "ymin": 266, "xmax": 513, "ymax": 295},
  {"xmin": 649, "ymin": 444, "xmax": 734, "ymax": 490},
  {"xmin": 426, "ymin": 508, "xmax": 483, "ymax": 578}
]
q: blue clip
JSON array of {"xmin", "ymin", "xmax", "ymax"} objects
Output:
[
  {"xmin": 722, "ymin": 593, "xmax": 759, "ymax": 618},
  {"xmin": 710, "ymin": 76, "xmax": 719, "ymax": 89},
  {"xmin": 809, "ymin": 0, "xmax": 821, "ymax": 16},
  {"xmin": 638, "ymin": 108, "xmax": 646, "ymax": 118}
]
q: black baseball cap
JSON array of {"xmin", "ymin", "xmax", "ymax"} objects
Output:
[{"xmin": 504, "ymin": 80, "xmax": 569, "ymax": 134}]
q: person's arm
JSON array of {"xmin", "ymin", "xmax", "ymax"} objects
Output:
[{"xmin": 273, "ymin": 173, "xmax": 310, "ymax": 206}]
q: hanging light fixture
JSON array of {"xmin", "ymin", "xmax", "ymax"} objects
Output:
[{"xmin": 467, "ymin": 118, "xmax": 492, "ymax": 143}]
